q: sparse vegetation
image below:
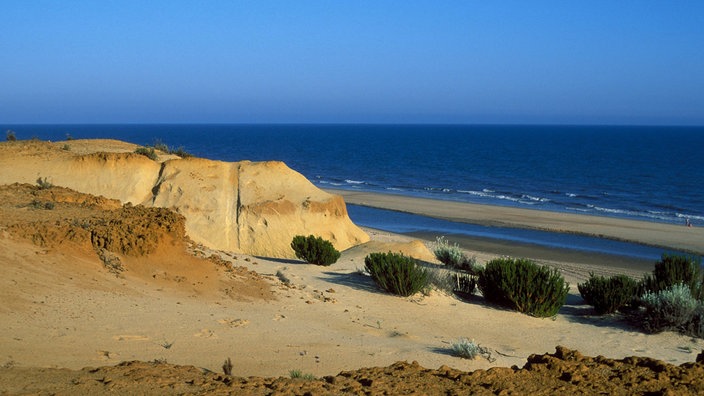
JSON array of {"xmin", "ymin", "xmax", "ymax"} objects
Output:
[
  {"xmin": 478, "ymin": 257, "xmax": 569, "ymax": 317},
  {"xmin": 222, "ymin": 357, "xmax": 233, "ymax": 376},
  {"xmin": 641, "ymin": 254, "xmax": 704, "ymax": 300},
  {"xmin": 364, "ymin": 252, "xmax": 429, "ymax": 297},
  {"xmin": 6, "ymin": 129, "xmax": 17, "ymax": 141},
  {"xmin": 453, "ymin": 272, "xmax": 477, "ymax": 297},
  {"xmin": 134, "ymin": 146, "xmax": 158, "ymax": 161},
  {"xmin": 289, "ymin": 369, "xmax": 316, "ymax": 380},
  {"xmin": 276, "ymin": 269, "xmax": 291, "ymax": 286},
  {"xmin": 160, "ymin": 340, "xmax": 174, "ymax": 350},
  {"xmin": 36, "ymin": 177, "xmax": 53, "ymax": 189},
  {"xmin": 639, "ymin": 283, "xmax": 704, "ymax": 337},
  {"xmin": 152, "ymin": 139, "xmax": 193, "ymax": 158},
  {"xmin": 290, "ymin": 235, "xmax": 341, "ymax": 266},
  {"xmin": 578, "ymin": 273, "xmax": 639, "ymax": 314},
  {"xmin": 433, "ymin": 236, "xmax": 480, "ymax": 273},
  {"xmin": 450, "ymin": 338, "xmax": 481, "ymax": 359},
  {"xmin": 425, "ymin": 267, "xmax": 455, "ymax": 294}
]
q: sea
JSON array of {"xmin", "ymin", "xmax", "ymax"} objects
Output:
[{"xmin": 4, "ymin": 124, "xmax": 703, "ymax": 261}]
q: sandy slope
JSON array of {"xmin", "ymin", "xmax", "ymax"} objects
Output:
[{"xmin": 1, "ymin": 184, "xmax": 703, "ymax": 386}]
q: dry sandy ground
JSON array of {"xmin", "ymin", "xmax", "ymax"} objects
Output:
[
  {"xmin": 0, "ymin": 185, "xmax": 704, "ymax": 393},
  {"xmin": 2, "ymin": 182, "xmax": 704, "ymax": 391}
]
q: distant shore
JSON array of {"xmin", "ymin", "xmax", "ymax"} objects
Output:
[{"xmin": 327, "ymin": 189, "xmax": 704, "ymax": 257}]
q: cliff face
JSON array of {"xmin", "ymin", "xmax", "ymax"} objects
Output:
[{"xmin": 0, "ymin": 139, "xmax": 369, "ymax": 258}]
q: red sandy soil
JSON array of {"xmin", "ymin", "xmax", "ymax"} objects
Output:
[{"xmin": 2, "ymin": 346, "xmax": 704, "ymax": 395}]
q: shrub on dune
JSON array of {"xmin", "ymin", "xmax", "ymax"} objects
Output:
[
  {"xmin": 578, "ymin": 273, "xmax": 639, "ymax": 315},
  {"xmin": 364, "ymin": 252, "xmax": 429, "ymax": 297},
  {"xmin": 478, "ymin": 257, "xmax": 569, "ymax": 317},
  {"xmin": 640, "ymin": 283, "xmax": 701, "ymax": 335},
  {"xmin": 640, "ymin": 254, "xmax": 704, "ymax": 300},
  {"xmin": 290, "ymin": 235, "xmax": 341, "ymax": 266},
  {"xmin": 432, "ymin": 236, "xmax": 480, "ymax": 273}
]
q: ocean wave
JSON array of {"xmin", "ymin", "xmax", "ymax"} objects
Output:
[
  {"xmin": 565, "ymin": 192, "xmax": 577, "ymax": 198},
  {"xmin": 676, "ymin": 213, "xmax": 704, "ymax": 221},
  {"xmin": 345, "ymin": 179, "xmax": 365, "ymax": 185},
  {"xmin": 317, "ymin": 180, "xmax": 344, "ymax": 186},
  {"xmin": 521, "ymin": 194, "xmax": 550, "ymax": 203},
  {"xmin": 586, "ymin": 204, "xmax": 675, "ymax": 222}
]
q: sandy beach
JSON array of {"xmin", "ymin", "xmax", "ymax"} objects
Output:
[
  {"xmin": 327, "ymin": 189, "xmax": 704, "ymax": 256},
  {"xmin": 2, "ymin": 181, "xmax": 704, "ymax": 386}
]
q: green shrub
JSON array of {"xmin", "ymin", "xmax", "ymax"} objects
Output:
[
  {"xmin": 640, "ymin": 254, "xmax": 704, "ymax": 300},
  {"xmin": 640, "ymin": 283, "xmax": 700, "ymax": 334},
  {"xmin": 578, "ymin": 273, "xmax": 639, "ymax": 315},
  {"xmin": 432, "ymin": 236, "xmax": 479, "ymax": 273},
  {"xmin": 134, "ymin": 146, "xmax": 158, "ymax": 161},
  {"xmin": 364, "ymin": 252, "xmax": 429, "ymax": 297},
  {"xmin": 290, "ymin": 235, "xmax": 340, "ymax": 266},
  {"xmin": 289, "ymin": 369, "xmax": 316, "ymax": 380},
  {"xmin": 453, "ymin": 272, "xmax": 477, "ymax": 296},
  {"xmin": 478, "ymin": 257, "xmax": 569, "ymax": 317}
]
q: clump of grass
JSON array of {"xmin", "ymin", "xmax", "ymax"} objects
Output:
[
  {"xmin": 222, "ymin": 357, "xmax": 233, "ymax": 376},
  {"xmin": 36, "ymin": 177, "xmax": 53, "ymax": 189},
  {"xmin": 450, "ymin": 338, "xmax": 494, "ymax": 361},
  {"xmin": 425, "ymin": 267, "xmax": 455, "ymax": 294},
  {"xmin": 276, "ymin": 270, "xmax": 291, "ymax": 286},
  {"xmin": 289, "ymin": 369, "xmax": 316, "ymax": 380},
  {"xmin": 6, "ymin": 130, "xmax": 17, "ymax": 141},
  {"xmin": 152, "ymin": 139, "xmax": 193, "ymax": 158},
  {"xmin": 432, "ymin": 236, "xmax": 479, "ymax": 273},
  {"xmin": 135, "ymin": 146, "xmax": 158, "ymax": 161},
  {"xmin": 451, "ymin": 338, "xmax": 480, "ymax": 359}
]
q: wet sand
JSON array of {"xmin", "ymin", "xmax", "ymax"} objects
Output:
[{"xmin": 327, "ymin": 189, "xmax": 704, "ymax": 256}]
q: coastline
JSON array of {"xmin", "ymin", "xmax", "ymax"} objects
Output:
[{"xmin": 327, "ymin": 188, "xmax": 704, "ymax": 256}]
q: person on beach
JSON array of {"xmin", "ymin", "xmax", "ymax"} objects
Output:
[{"xmin": 685, "ymin": 218, "xmax": 692, "ymax": 227}]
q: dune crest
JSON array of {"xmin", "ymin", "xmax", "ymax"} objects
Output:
[{"xmin": 0, "ymin": 139, "xmax": 369, "ymax": 257}]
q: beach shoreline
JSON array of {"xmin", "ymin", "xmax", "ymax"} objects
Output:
[{"xmin": 327, "ymin": 189, "xmax": 704, "ymax": 256}]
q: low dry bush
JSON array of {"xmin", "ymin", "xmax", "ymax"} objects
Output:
[
  {"xmin": 640, "ymin": 283, "xmax": 703, "ymax": 336},
  {"xmin": 364, "ymin": 252, "xmax": 428, "ymax": 297},
  {"xmin": 432, "ymin": 236, "xmax": 480, "ymax": 273},
  {"xmin": 134, "ymin": 146, "xmax": 158, "ymax": 160},
  {"xmin": 450, "ymin": 338, "xmax": 481, "ymax": 359},
  {"xmin": 478, "ymin": 257, "xmax": 569, "ymax": 317}
]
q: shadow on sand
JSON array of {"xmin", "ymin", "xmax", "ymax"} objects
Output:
[{"xmin": 320, "ymin": 271, "xmax": 384, "ymax": 294}]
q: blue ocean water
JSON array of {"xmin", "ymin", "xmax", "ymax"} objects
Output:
[{"xmin": 6, "ymin": 124, "xmax": 703, "ymax": 227}]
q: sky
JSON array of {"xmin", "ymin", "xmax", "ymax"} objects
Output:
[{"xmin": 2, "ymin": 1, "xmax": 703, "ymax": 125}]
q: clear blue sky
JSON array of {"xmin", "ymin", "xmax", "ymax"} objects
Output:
[{"xmin": 2, "ymin": 1, "xmax": 703, "ymax": 125}]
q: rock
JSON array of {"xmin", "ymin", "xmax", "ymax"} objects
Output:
[{"xmin": 0, "ymin": 139, "xmax": 369, "ymax": 258}]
